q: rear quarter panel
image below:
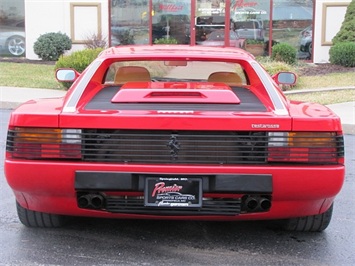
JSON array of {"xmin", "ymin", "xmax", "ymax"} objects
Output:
[
  {"xmin": 288, "ymin": 101, "xmax": 343, "ymax": 132},
  {"xmin": 8, "ymin": 98, "xmax": 64, "ymax": 127}
]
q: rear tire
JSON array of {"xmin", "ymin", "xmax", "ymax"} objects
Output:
[
  {"xmin": 305, "ymin": 42, "xmax": 312, "ymax": 59},
  {"xmin": 16, "ymin": 201, "xmax": 66, "ymax": 228},
  {"xmin": 281, "ymin": 204, "xmax": 333, "ymax": 232}
]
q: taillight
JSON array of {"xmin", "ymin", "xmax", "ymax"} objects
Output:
[
  {"xmin": 268, "ymin": 132, "xmax": 344, "ymax": 164},
  {"xmin": 6, "ymin": 127, "xmax": 82, "ymax": 159}
]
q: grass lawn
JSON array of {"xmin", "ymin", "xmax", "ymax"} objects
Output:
[
  {"xmin": 293, "ymin": 72, "xmax": 355, "ymax": 90},
  {"xmin": 286, "ymin": 89, "xmax": 355, "ymax": 105},
  {"xmin": 0, "ymin": 62, "xmax": 62, "ymax": 90},
  {"xmin": 287, "ymin": 72, "xmax": 355, "ymax": 105},
  {"xmin": 0, "ymin": 61, "xmax": 354, "ymax": 105}
]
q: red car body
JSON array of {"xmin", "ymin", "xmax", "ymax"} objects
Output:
[{"xmin": 5, "ymin": 45, "xmax": 344, "ymax": 231}]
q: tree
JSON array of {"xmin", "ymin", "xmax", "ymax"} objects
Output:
[{"xmin": 332, "ymin": 0, "xmax": 355, "ymax": 44}]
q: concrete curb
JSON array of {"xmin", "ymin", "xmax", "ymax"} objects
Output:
[
  {"xmin": 0, "ymin": 86, "xmax": 66, "ymax": 110},
  {"xmin": 284, "ymin": 86, "xmax": 355, "ymax": 95},
  {"xmin": 341, "ymin": 124, "xmax": 355, "ymax": 135},
  {"xmin": 0, "ymin": 101, "xmax": 21, "ymax": 110}
]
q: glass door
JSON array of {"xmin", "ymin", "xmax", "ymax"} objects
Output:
[
  {"xmin": 151, "ymin": 0, "xmax": 191, "ymax": 44},
  {"xmin": 110, "ymin": 0, "xmax": 149, "ymax": 45}
]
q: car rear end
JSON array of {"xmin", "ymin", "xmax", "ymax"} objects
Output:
[{"xmin": 4, "ymin": 46, "xmax": 345, "ymax": 229}]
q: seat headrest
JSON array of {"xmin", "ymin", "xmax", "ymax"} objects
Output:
[
  {"xmin": 208, "ymin": 71, "xmax": 242, "ymax": 85},
  {"xmin": 114, "ymin": 66, "xmax": 151, "ymax": 84}
]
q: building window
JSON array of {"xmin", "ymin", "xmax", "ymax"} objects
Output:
[
  {"xmin": 152, "ymin": 0, "xmax": 190, "ymax": 44},
  {"xmin": 196, "ymin": 0, "xmax": 270, "ymax": 55},
  {"xmin": 0, "ymin": 0, "xmax": 25, "ymax": 57},
  {"xmin": 272, "ymin": 0, "xmax": 314, "ymax": 59},
  {"xmin": 111, "ymin": 0, "xmax": 149, "ymax": 45},
  {"xmin": 109, "ymin": 0, "xmax": 314, "ymax": 59}
]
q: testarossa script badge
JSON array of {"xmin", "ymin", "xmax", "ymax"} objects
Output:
[{"xmin": 252, "ymin": 124, "xmax": 280, "ymax": 129}]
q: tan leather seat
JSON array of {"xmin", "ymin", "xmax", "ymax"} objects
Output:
[
  {"xmin": 114, "ymin": 66, "xmax": 151, "ymax": 84},
  {"xmin": 208, "ymin": 71, "xmax": 243, "ymax": 86}
]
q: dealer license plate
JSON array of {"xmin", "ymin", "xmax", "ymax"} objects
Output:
[{"xmin": 144, "ymin": 177, "xmax": 202, "ymax": 208}]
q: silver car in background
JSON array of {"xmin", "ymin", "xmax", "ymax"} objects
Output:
[
  {"xmin": 299, "ymin": 25, "xmax": 312, "ymax": 57},
  {"xmin": 234, "ymin": 19, "xmax": 264, "ymax": 41},
  {"xmin": 0, "ymin": 20, "xmax": 26, "ymax": 57}
]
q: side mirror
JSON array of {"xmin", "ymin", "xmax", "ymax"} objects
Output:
[
  {"xmin": 272, "ymin": 72, "xmax": 297, "ymax": 85},
  {"xmin": 55, "ymin": 69, "xmax": 80, "ymax": 82}
]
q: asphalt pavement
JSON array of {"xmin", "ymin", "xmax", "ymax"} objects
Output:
[{"xmin": 0, "ymin": 86, "xmax": 354, "ymax": 135}]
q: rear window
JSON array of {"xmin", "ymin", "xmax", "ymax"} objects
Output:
[{"xmin": 103, "ymin": 60, "xmax": 248, "ymax": 85}]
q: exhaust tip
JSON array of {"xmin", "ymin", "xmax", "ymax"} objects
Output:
[
  {"xmin": 78, "ymin": 196, "xmax": 90, "ymax": 208},
  {"xmin": 260, "ymin": 198, "xmax": 272, "ymax": 210},
  {"xmin": 91, "ymin": 195, "xmax": 104, "ymax": 209},
  {"xmin": 245, "ymin": 197, "xmax": 258, "ymax": 211},
  {"xmin": 242, "ymin": 195, "xmax": 272, "ymax": 213},
  {"xmin": 77, "ymin": 193, "xmax": 105, "ymax": 209}
]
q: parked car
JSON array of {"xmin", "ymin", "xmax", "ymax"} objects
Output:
[
  {"xmin": 234, "ymin": 19, "xmax": 264, "ymax": 41},
  {"xmin": 299, "ymin": 25, "xmax": 312, "ymax": 57},
  {"xmin": 5, "ymin": 45, "xmax": 345, "ymax": 232},
  {"xmin": 196, "ymin": 29, "xmax": 245, "ymax": 48},
  {"xmin": 195, "ymin": 15, "xmax": 229, "ymax": 43},
  {"xmin": 0, "ymin": 20, "xmax": 25, "ymax": 57}
]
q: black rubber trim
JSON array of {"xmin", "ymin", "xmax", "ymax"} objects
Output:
[
  {"xmin": 84, "ymin": 86, "xmax": 267, "ymax": 112},
  {"xmin": 75, "ymin": 171, "xmax": 272, "ymax": 193}
]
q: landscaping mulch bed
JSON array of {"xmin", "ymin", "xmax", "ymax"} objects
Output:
[
  {"xmin": 0, "ymin": 57, "xmax": 55, "ymax": 65},
  {"xmin": 298, "ymin": 63, "xmax": 355, "ymax": 76}
]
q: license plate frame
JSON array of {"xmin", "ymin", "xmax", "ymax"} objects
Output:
[{"xmin": 144, "ymin": 177, "xmax": 202, "ymax": 208}]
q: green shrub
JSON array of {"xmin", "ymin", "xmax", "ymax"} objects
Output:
[
  {"xmin": 329, "ymin": 42, "xmax": 355, "ymax": 67},
  {"xmin": 260, "ymin": 60, "xmax": 294, "ymax": 76},
  {"xmin": 271, "ymin": 43, "xmax": 297, "ymax": 65},
  {"xmin": 154, "ymin": 37, "xmax": 178, "ymax": 44},
  {"xmin": 55, "ymin": 48, "xmax": 103, "ymax": 72},
  {"xmin": 33, "ymin": 32, "xmax": 72, "ymax": 61},
  {"xmin": 332, "ymin": 0, "xmax": 355, "ymax": 44},
  {"xmin": 55, "ymin": 48, "xmax": 104, "ymax": 89}
]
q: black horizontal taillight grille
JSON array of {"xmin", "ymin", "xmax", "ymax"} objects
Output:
[
  {"xmin": 6, "ymin": 128, "xmax": 81, "ymax": 159},
  {"xmin": 6, "ymin": 128, "xmax": 344, "ymax": 165},
  {"xmin": 82, "ymin": 130, "xmax": 268, "ymax": 164},
  {"xmin": 267, "ymin": 132, "xmax": 344, "ymax": 164}
]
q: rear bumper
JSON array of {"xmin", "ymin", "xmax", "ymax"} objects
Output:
[{"xmin": 5, "ymin": 160, "xmax": 345, "ymax": 220}]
